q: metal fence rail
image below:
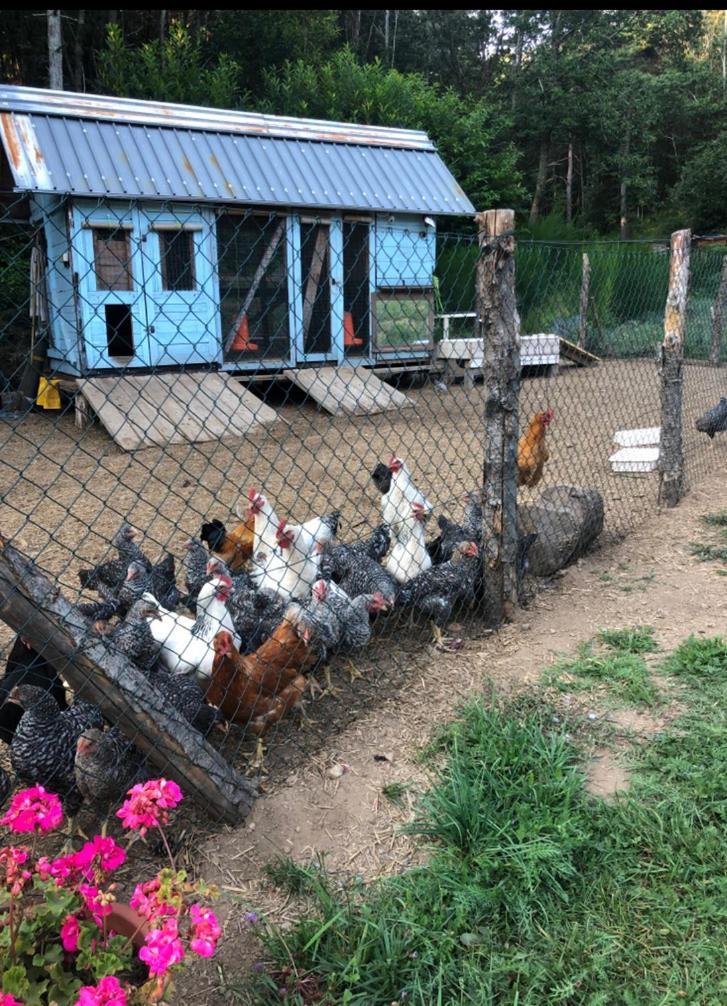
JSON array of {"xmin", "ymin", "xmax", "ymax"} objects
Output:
[{"xmin": 0, "ymin": 193, "xmax": 724, "ymax": 823}]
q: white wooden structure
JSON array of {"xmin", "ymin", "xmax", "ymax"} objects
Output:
[
  {"xmin": 436, "ymin": 319, "xmax": 560, "ymax": 387},
  {"xmin": 609, "ymin": 426, "xmax": 661, "ymax": 473}
]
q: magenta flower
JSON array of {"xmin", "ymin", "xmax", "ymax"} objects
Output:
[
  {"xmin": 138, "ymin": 917, "xmax": 186, "ymax": 976},
  {"xmin": 0, "ymin": 994, "xmax": 25, "ymax": 1006},
  {"xmin": 75, "ymin": 835, "xmax": 126, "ymax": 877},
  {"xmin": 116, "ymin": 779, "xmax": 183, "ymax": 837},
  {"xmin": 60, "ymin": 912, "xmax": 81, "ymax": 952},
  {"xmin": 189, "ymin": 903, "xmax": 222, "ymax": 958},
  {"xmin": 130, "ymin": 878, "xmax": 176, "ymax": 921},
  {"xmin": 79, "ymin": 883, "xmax": 112, "ymax": 927},
  {"xmin": 1, "ymin": 786, "xmax": 63, "ymax": 833},
  {"xmin": 75, "ymin": 975, "xmax": 128, "ymax": 1006}
]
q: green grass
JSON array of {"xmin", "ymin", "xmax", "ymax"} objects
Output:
[
  {"xmin": 543, "ymin": 639, "xmax": 659, "ymax": 706},
  {"xmin": 690, "ymin": 512, "xmax": 727, "ymax": 565},
  {"xmin": 598, "ymin": 625, "xmax": 657, "ymax": 654},
  {"xmin": 242, "ymin": 639, "xmax": 727, "ymax": 1005},
  {"xmin": 701, "ymin": 510, "xmax": 727, "ymax": 528}
]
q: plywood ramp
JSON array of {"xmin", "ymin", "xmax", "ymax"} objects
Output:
[
  {"xmin": 559, "ymin": 338, "xmax": 600, "ymax": 367},
  {"xmin": 78, "ymin": 372, "xmax": 277, "ymax": 450},
  {"xmin": 283, "ymin": 366, "xmax": 412, "ymax": 416}
]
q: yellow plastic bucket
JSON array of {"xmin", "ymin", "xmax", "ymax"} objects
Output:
[{"xmin": 36, "ymin": 376, "xmax": 62, "ymax": 410}]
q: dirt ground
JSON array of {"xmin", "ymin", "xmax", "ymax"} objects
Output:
[{"xmin": 169, "ymin": 464, "xmax": 726, "ymax": 1004}]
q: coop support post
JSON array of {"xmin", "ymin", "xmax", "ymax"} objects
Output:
[
  {"xmin": 658, "ymin": 228, "xmax": 690, "ymax": 508},
  {"xmin": 476, "ymin": 209, "xmax": 520, "ymax": 625},
  {"xmin": 578, "ymin": 252, "xmax": 590, "ymax": 349},
  {"xmin": 709, "ymin": 255, "xmax": 727, "ymax": 366},
  {"xmin": 0, "ymin": 539, "xmax": 257, "ymax": 824}
]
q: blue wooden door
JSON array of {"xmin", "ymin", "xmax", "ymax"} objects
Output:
[
  {"xmin": 74, "ymin": 204, "xmax": 151, "ymax": 370},
  {"xmin": 138, "ymin": 207, "xmax": 222, "ymax": 368}
]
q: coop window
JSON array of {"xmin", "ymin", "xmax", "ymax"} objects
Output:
[
  {"xmin": 159, "ymin": 230, "xmax": 196, "ymax": 291},
  {"xmin": 373, "ymin": 288, "xmax": 434, "ymax": 351},
  {"xmin": 104, "ymin": 305, "xmax": 134, "ymax": 358},
  {"xmin": 93, "ymin": 227, "xmax": 132, "ymax": 291}
]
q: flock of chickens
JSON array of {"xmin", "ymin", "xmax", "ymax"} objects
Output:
[{"xmin": 1, "ymin": 433, "xmax": 551, "ymax": 821}]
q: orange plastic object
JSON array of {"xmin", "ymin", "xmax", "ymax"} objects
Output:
[
  {"xmin": 344, "ymin": 311, "xmax": 364, "ymax": 347},
  {"xmin": 230, "ymin": 314, "xmax": 259, "ymax": 352}
]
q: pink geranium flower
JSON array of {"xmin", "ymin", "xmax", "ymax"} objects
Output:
[
  {"xmin": 79, "ymin": 883, "xmax": 113, "ymax": 927},
  {"xmin": 60, "ymin": 912, "xmax": 81, "ymax": 952},
  {"xmin": 0, "ymin": 994, "xmax": 26, "ymax": 1006},
  {"xmin": 130, "ymin": 877, "xmax": 176, "ymax": 921},
  {"xmin": 189, "ymin": 903, "xmax": 222, "ymax": 958},
  {"xmin": 116, "ymin": 779, "xmax": 183, "ymax": 837},
  {"xmin": 75, "ymin": 975, "xmax": 128, "ymax": 1006},
  {"xmin": 1, "ymin": 786, "xmax": 63, "ymax": 833},
  {"xmin": 75, "ymin": 835, "xmax": 126, "ymax": 877},
  {"xmin": 138, "ymin": 917, "xmax": 185, "ymax": 976}
]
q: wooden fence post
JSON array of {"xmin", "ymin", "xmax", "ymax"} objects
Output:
[
  {"xmin": 658, "ymin": 228, "xmax": 691, "ymax": 508},
  {"xmin": 710, "ymin": 255, "xmax": 727, "ymax": 366},
  {"xmin": 476, "ymin": 209, "xmax": 520, "ymax": 625},
  {"xmin": 578, "ymin": 252, "xmax": 590, "ymax": 349},
  {"xmin": 0, "ymin": 539, "xmax": 257, "ymax": 824}
]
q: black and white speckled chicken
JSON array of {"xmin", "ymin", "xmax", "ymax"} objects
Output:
[
  {"xmin": 321, "ymin": 524, "xmax": 391, "ymax": 581},
  {"xmin": 106, "ymin": 598, "xmax": 161, "ymax": 673},
  {"xmin": 695, "ymin": 396, "xmax": 727, "ymax": 439},
  {"xmin": 287, "ymin": 580, "xmax": 343, "ymax": 658},
  {"xmin": 74, "ymin": 726, "xmax": 150, "ymax": 813},
  {"xmin": 334, "ymin": 588, "xmax": 389, "ymax": 653},
  {"xmin": 230, "ymin": 581, "xmax": 288, "ymax": 653},
  {"xmin": 397, "ymin": 541, "xmax": 480, "ymax": 643},
  {"xmin": 0, "ymin": 765, "xmax": 12, "ymax": 808},
  {"xmin": 335, "ymin": 549, "xmax": 398, "ymax": 606},
  {"xmin": 9, "ymin": 685, "xmax": 104, "ymax": 816},
  {"xmin": 119, "ymin": 557, "xmax": 181, "ymax": 612},
  {"xmin": 183, "ymin": 538, "xmax": 210, "ymax": 608},
  {"xmin": 78, "ymin": 524, "xmax": 150, "ymax": 594},
  {"xmin": 1, "ymin": 636, "xmax": 67, "ymax": 745}
]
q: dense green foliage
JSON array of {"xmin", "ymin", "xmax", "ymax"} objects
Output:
[
  {"xmin": 2, "ymin": 10, "xmax": 726, "ymax": 234},
  {"xmin": 241, "ymin": 635, "xmax": 727, "ymax": 1004}
]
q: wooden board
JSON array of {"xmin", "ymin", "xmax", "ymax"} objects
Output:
[
  {"xmin": 609, "ymin": 446, "xmax": 660, "ymax": 473},
  {"xmin": 613, "ymin": 426, "xmax": 660, "ymax": 447},
  {"xmin": 559, "ymin": 337, "xmax": 600, "ymax": 367},
  {"xmin": 78, "ymin": 372, "xmax": 277, "ymax": 450},
  {"xmin": 283, "ymin": 366, "xmax": 412, "ymax": 416}
]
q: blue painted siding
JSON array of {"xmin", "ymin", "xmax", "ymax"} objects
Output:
[
  {"xmin": 33, "ymin": 196, "xmax": 83, "ymax": 374},
  {"xmin": 374, "ymin": 215, "xmax": 435, "ymax": 288}
]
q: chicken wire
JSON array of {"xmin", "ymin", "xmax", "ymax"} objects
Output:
[{"xmin": 0, "ymin": 193, "xmax": 725, "ymax": 827}]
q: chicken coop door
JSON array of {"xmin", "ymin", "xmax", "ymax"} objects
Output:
[{"xmin": 297, "ymin": 221, "xmax": 343, "ymax": 363}]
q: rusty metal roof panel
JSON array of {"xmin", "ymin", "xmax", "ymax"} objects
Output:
[
  {"xmin": 2, "ymin": 112, "xmax": 474, "ymax": 215},
  {"xmin": 0, "ymin": 84, "xmax": 435, "ymax": 150}
]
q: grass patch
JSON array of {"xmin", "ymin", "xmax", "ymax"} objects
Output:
[
  {"xmin": 598, "ymin": 625, "xmax": 657, "ymax": 653},
  {"xmin": 381, "ymin": 782, "xmax": 411, "ymax": 809},
  {"xmin": 701, "ymin": 510, "xmax": 727, "ymax": 528},
  {"xmin": 244, "ymin": 641, "xmax": 726, "ymax": 1004},
  {"xmin": 689, "ymin": 513, "xmax": 727, "ymax": 565},
  {"xmin": 543, "ymin": 639, "xmax": 659, "ymax": 706}
]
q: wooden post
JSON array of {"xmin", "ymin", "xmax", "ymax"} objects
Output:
[
  {"xmin": 709, "ymin": 255, "xmax": 727, "ymax": 366},
  {"xmin": 476, "ymin": 209, "xmax": 520, "ymax": 626},
  {"xmin": 658, "ymin": 228, "xmax": 691, "ymax": 508},
  {"xmin": 0, "ymin": 539, "xmax": 257, "ymax": 824},
  {"xmin": 578, "ymin": 252, "xmax": 590, "ymax": 349}
]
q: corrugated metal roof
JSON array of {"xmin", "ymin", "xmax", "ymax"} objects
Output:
[
  {"xmin": 0, "ymin": 85, "xmax": 475, "ymax": 215},
  {"xmin": 0, "ymin": 84, "xmax": 435, "ymax": 149}
]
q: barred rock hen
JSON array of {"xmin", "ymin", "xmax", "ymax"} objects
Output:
[
  {"xmin": 1, "ymin": 635, "xmax": 67, "ymax": 744},
  {"xmin": 397, "ymin": 541, "xmax": 480, "ymax": 644},
  {"xmin": 0, "ymin": 765, "xmax": 12, "ymax": 808},
  {"xmin": 78, "ymin": 524, "xmax": 150, "ymax": 593},
  {"xmin": 695, "ymin": 396, "xmax": 727, "ymax": 439},
  {"xmin": 337, "ymin": 552, "xmax": 397, "ymax": 604},
  {"xmin": 321, "ymin": 524, "xmax": 391, "ymax": 581},
  {"xmin": 119, "ymin": 558, "xmax": 181, "ymax": 612},
  {"xmin": 9, "ymin": 685, "xmax": 104, "ymax": 817},
  {"xmin": 74, "ymin": 726, "xmax": 150, "ymax": 813},
  {"xmin": 184, "ymin": 538, "xmax": 210, "ymax": 601}
]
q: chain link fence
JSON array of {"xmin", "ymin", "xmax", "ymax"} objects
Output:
[{"xmin": 0, "ymin": 192, "xmax": 725, "ymax": 825}]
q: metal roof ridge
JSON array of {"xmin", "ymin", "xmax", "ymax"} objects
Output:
[{"xmin": 0, "ymin": 84, "xmax": 435, "ymax": 151}]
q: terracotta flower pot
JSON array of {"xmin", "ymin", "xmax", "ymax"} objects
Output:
[{"xmin": 107, "ymin": 902, "xmax": 151, "ymax": 948}]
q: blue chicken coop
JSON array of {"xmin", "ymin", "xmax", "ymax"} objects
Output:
[{"xmin": 0, "ymin": 85, "xmax": 475, "ymax": 388}]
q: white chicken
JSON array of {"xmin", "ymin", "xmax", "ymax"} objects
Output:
[
  {"xmin": 143, "ymin": 576, "xmax": 238, "ymax": 680},
  {"xmin": 384, "ymin": 501, "xmax": 433, "ymax": 585},
  {"xmin": 382, "ymin": 456, "xmax": 433, "ymax": 542},
  {"xmin": 244, "ymin": 488, "xmax": 340, "ymax": 559},
  {"xmin": 251, "ymin": 521, "xmax": 320, "ymax": 600}
]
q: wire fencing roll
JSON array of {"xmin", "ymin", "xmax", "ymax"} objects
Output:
[{"xmin": 0, "ymin": 195, "xmax": 724, "ymax": 826}]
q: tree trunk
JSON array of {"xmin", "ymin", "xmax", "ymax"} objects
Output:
[
  {"xmin": 578, "ymin": 252, "xmax": 590, "ymax": 349},
  {"xmin": 709, "ymin": 255, "xmax": 727, "ymax": 366},
  {"xmin": 47, "ymin": 10, "xmax": 63, "ymax": 90},
  {"xmin": 73, "ymin": 10, "xmax": 85, "ymax": 91},
  {"xmin": 658, "ymin": 229, "xmax": 691, "ymax": 508},
  {"xmin": 160, "ymin": 9, "xmax": 167, "ymax": 43},
  {"xmin": 566, "ymin": 140, "xmax": 574, "ymax": 224},
  {"xmin": 529, "ymin": 140, "xmax": 549, "ymax": 225},
  {"xmin": 476, "ymin": 209, "xmax": 520, "ymax": 626},
  {"xmin": 619, "ymin": 133, "xmax": 630, "ymax": 240},
  {"xmin": 0, "ymin": 538, "xmax": 257, "ymax": 823}
]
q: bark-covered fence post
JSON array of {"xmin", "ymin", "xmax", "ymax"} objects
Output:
[
  {"xmin": 658, "ymin": 228, "xmax": 691, "ymax": 508},
  {"xmin": 476, "ymin": 209, "xmax": 520, "ymax": 625},
  {"xmin": 710, "ymin": 255, "xmax": 727, "ymax": 366},
  {"xmin": 578, "ymin": 252, "xmax": 590, "ymax": 349}
]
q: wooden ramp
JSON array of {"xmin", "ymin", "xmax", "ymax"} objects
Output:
[
  {"xmin": 78, "ymin": 372, "xmax": 277, "ymax": 450},
  {"xmin": 283, "ymin": 366, "xmax": 413, "ymax": 416},
  {"xmin": 559, "ymin": 338, "xmax": 600, "ymax": 367}
]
